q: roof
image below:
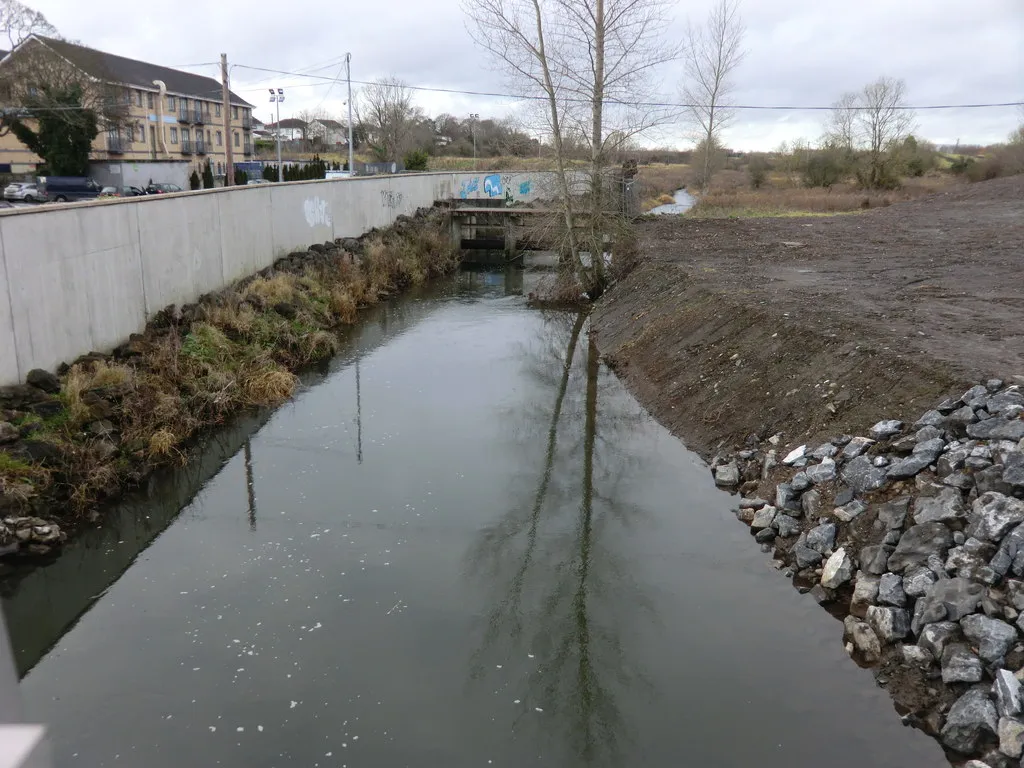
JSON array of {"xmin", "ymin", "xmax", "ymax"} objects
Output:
[
  {"xmin": 314, "ymin": 118, "xmax": 344, "ymax": 129},
  {"xmin": 267, "ymin": 119, "xmax": 307, "ymax": 129},
  {"xmin": 22, "ymin": 36, "xmax": 253, "ymax": 107}
]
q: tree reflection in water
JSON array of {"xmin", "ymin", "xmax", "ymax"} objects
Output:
[{"xmin": 466, "ymin": 310, "xmax": 655, "ymax": 767}]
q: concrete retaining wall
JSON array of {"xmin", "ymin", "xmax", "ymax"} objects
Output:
[{"xmin": 0, "ymin": 171, "xmax": 553, "ymax": 385}]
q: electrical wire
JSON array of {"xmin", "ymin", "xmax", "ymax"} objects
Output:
[{"xmin": 230, "ymin": 63, "xmax": 1024, "ymax": 111}]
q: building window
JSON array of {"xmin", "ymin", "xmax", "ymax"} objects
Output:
[
  {"xmin": 147, "ymin": 92, "xmax": 154, "ymax": 109},
  {"xmin": 206, "ymin": 129, "xmax": 211, "ymax": 144},
  {"xmin": 215, "ymin": 104, "xmax": 221, "ymax": 117},
  {"xmin": 182, "ymin": 128, "xmax": 190, "ymax": 142},
  {"xmin": 233, "ymin": 132, "xmax": 239, "ymax": 147},
  {"xmin": 135, "ymin": 90, "xmax": 142, "ymax": 107},
  {"xmin": 216, "ymin": 130, "xmax": 222, "ymax": 146},
  {"xmin": 170, "ymin": 127, "xmax": 178, "ymax": 144},
  {"xmin": 217, "ymin": 162, "xmax": 223, "ymax": 175},
  {"xmin": 139, "ymin": 124, "xmax": 146, "ymax": 143},
  {"xmin": 232, "ymin": 106, "xmax": 238, "ymax": 120},
  {"xmin": 167, "ymin": 95, "xmax": 175, "ymax": 111}
]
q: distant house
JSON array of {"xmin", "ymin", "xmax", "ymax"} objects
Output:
[
  {"xmin": 0, "ymin": 35, "xmax": 254, "ymax": 176},
  {"xmin": 265, "ymin": 118, "xmax": 305, "ymax": 141},
  {"xmin": 310, "ymin": 118, "xmax": 347, "ymax": 146}
]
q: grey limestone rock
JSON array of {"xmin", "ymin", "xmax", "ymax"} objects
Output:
[
  {"xmin": 793, "ymin": 544, "xmax": 824, "ymax": 569},
  {"xmin": 915, "ymin": 409, "xmax": 946, "ymax": 428},
  {"xmin": 805, "ymin": 522, "xmax": 836, "ymax": 554},
  {"xmin": 804, "ymin": 458, "xmax": 837, "ymax": 485},
  {"xmin": 876, "ymin": 497, "xmax": 910, "ymax": 530},
  {"xmin": 1003, "ymin": 452, "xmax": 1024, "ymax": 488},
  {"xmin": 851, "ymin": 571, "xmax": 880, "ymax": 613},
  {"xmin": 860, "ymin": 544, "xmax": 894, "ymax": 576},
  {"xmin": 913, "ymin": 577, "xmax": 985, "ymax": 635},
  {"xmin": 913, "ymin": 486, "xmax": 968, "ymax": 525},
  {"xmin": 751, "ymin": 506, "xmax": 777, "ymax": 530},
  {"xmin": 941, "ymin": 643, "xmax": 984, "ymax": 684},
  {"xmin": 877, "ymin": 573, "xmax": 906, "ymax": 607},
  {"xmin": 774, "ymin": 513, "xmax": 801, "ymax": 538},
  {"xmin": 918, "ymin": 620, "xmax": 960, "ymax": 659},
  {"xmin": 990, "ymin": 525, "xmax": 1024, "ymax": 578},
  {"xmin": 995, "ymin": 668, "xmax": 1024, "ymax": 718},
  {"xmin": 968, "ymin": 492, "xmax": 1024, "ymax": 543},
  {"xmin": 841, "ymin": 436, "xmax": 875, "ymax": 459},
  {"xmin": 941, "ymin": 688, "xmax": 997, "ymax": 754},
  {"xmin": 988, "ymin": 390, "xmax": 1024, "ymax": 415},
  {"xmin": 887, "ymin": 522, "xmax": 954, "ymax": 572},
  {"xmin": 866, "ymin": 604, "xmax": 910, "ymax": 644},
  {"xmin": 841, "ymin": 455, "xmax": 888, "ymax": 493},
  {"xmin": 801, "ymin": 489, "xmax": 822, "ymax": 519},
  {"xmin": 834, "ymin": 499, "xmax": 868, "ymax": 523},
  {"xmin": 969, "ymin": 418, "xmax": 1024, "ymax": 442},
  {"xmin": 998, "ymin": 716, "xmax": 1024, "ymax": 759},
  {"xmin": 810, "ymin": 442, "xmax": 838, "ymax": 460},
  {"xmin": 904, "ymin": 565, "xmax": 938, "ymax": 598},
  {"xmin": 886, "ymin": 453, "xmax": 935, "ymax": 480},
  {"xmin": 870, "ymin": 420, "xmax": 904, "ymax": 439},
  {"xmin": 844, "ymin": 615, "xmax": 881, "ymax": 662},
  {"xmin": 714, "ymin": 463, "xmax": 740, "ymax": 487},
  {"xmin": 775, "ymin": 483, "xmax": 802, "ymax": 513},
  {"xmin": 938, "ymin": 446, "xmax": 972, "ymax": 476},
  {"xmin": 790, "ymin": 471, "xmax": 812, "ymax": 492},
  {"xmin": 961, "ymin": 613, "xmax": 1019, "ymax": 665}
]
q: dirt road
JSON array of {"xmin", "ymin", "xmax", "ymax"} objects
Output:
[{"xmin": 593, "ymin": 176, "xmax": 1024, "ymax": 458}]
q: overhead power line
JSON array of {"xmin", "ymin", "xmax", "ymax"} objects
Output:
[{"xmin": 230, "ymin": 63, "xmax": 1023, "ymax": 111}]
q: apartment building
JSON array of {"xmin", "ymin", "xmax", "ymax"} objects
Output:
[{"xmin": 0, "ymin": 35, "xmax": 254, "ymax": 177}]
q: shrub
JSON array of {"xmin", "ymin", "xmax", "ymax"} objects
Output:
[
  {"xmin": 233, "ymin": 167, "xmax": 248, "ymax": 186},
  {"xmin": 189, "ymin": 170, "xmax": 201, "ymax": 190},
  {"xmin": 748, "ymin": 156, "xmax": 769, "ymax": 189},
  {"xmin": 403, "ymin": 149, "xmax": 429, "ymax": 171},
  {"xmin": 202, "ymin": 160, "xmax": 215, "ymax": 189},
  {"xmin": 802, "ymin": 151, "xmax": 845, "ymax": 188}
]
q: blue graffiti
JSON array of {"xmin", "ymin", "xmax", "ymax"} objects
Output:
[
  {"xmin": 518, "ymin": 180, "xmax": 532, "ymax": 196},
  {"xmin": 484, "ymin": 174, "xmax": 503, "ymax": 197},
  {"xmin": 459, "ymin": 177, "xmax": 479, "ymax": 199}
]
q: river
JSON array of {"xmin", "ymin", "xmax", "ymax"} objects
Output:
[
  {"xmin": 5, "ymin": 269, "xmax": 942, "ymax": 767},
  {"xmin": 648, "ymin": 188, "xmax": 696, "ymax": 215}
]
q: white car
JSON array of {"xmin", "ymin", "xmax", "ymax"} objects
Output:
[{"xmin": 3, "ymin": 182, "xmax": 45, "ymax": 202}]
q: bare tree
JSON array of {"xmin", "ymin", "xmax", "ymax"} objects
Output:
[
  {"xmin": 358, "ymin": 76, "xmax": 417, "ymax": 162},
  {"xmin": 463, "ymin": 0, "xmax": 677, "ymax": 298},
  {"xmin": 0, "ymin": 0, "xmax": 57, "ymax": 50},
  {"xmin": 681, "ymin": 0, "xmax": 745, "ymax": 192},
  {"xmin": 854, "ymin": 76, "xmax": 914, "ymax": 188},
  {"xmin": 825, "ymin": 91, "xmax": 858, "ymax": 151},
  {"xmin": 296, "ymin": 107, "xmax": 327, "ymax": 151}
]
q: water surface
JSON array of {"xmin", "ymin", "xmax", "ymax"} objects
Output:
[
  {"xmin": 649, "ymin": 188, "xmax": 696, "ymax": 215},
  {"xmin": 8, "ymin": 272, "xmax": 941, "ymax": 767}
]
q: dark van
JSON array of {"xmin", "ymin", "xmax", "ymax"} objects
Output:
[{"xmin": 37, "ymin": 176, "xmax": 102, "ymax": 203}]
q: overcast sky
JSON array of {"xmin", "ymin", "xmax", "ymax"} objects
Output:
[{"xmin": 27, "ymin": 0, "xmax": 1024, "ymax": 151}]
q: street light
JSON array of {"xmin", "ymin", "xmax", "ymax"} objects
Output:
[
  {"xmin": 269, "ymin": 88, "xmax": 284, "ymax": 183},
  {"xmin": 469, "ymin": 113, "xmax": 479, "ymax": 168}
]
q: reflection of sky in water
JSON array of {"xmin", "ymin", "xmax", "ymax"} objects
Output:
[{"xmin": 17, "ymin": 274, "xmax": 942, "ymax": 768}]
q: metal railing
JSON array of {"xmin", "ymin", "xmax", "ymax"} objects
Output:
[
  {"xmin": 241, "ymin": 115, "xmax": 252, "ymax": 129},
  {"xmin": 107, "ymin": 137, "xmax": 127, "ymax": 153},
  {"xmin": 194, "ymin": 110, "xmax": 206, "ymax": 124},
  {"xmin": 178, "ymin": 106, "xmax": 190, "ymax": 122},
  {"xmin": 243, "ymin": 142, "xmax": 253, "ymax": 156},
  {"xmin": 180, "ymin": 140, "xmax": 194, "ymax": 155},
  {"xmin": 195, "ymin": 139, "xmax": 207, "ymax": 155}
]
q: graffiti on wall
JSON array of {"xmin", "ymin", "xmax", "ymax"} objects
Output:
[
  {"xmin": 380, "ymin": 190, "xmax": 404, "ymax": 209},
  {"xmin": 519, "ymin": 180, "xmax": 532, "ymax": 196},
  {"xmin": 483, "ymin": 174, "xmax": 503, "ymax": 197},
  {"xmin": 459, "ymin": 177, "xmax": 479, "ymax": 199},
  {"xmin": 303, "ymin": 197, "xmax": 332, "ymax": 228}
]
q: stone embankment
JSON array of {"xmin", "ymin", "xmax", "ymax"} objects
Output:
[{"xmin": 714, "ymin": 381, "xmax": 1024, "ymax": 765}]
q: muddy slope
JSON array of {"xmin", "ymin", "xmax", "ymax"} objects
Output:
[{"xmin": 593, "ymin": 176, "xmax": 1024, "ymax": 459}]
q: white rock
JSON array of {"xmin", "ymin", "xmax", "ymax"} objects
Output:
[
  {"xmin": 782, "ymin": 445, "xmax": 807, "ymax": 466},
  {"xmin": 821, "ymin": 547, "xmax": 853, "ymax": 589},
  {"xmin": 999, "ymin": 716, "xmax": 1024, "ymax": 758}
]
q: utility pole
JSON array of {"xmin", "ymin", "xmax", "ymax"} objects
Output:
[
  {"xmin": 270, "ymin": 89, "xmax": 284, "ymax": 182},
  {"xmin": 346, "ymin": 53, "xmax": 354, "ymax": 174},
  {"xmin": 469, "ymin": 113, "xmax": 479, "ymax": 169},
  {"xmin": 221, "ymin": 53, "xmax": 234, "ymax": 185}
]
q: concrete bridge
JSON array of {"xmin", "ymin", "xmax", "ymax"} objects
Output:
[{"xmin": 0, "ymin": 171, "xmax": 558, "ymax": 387}]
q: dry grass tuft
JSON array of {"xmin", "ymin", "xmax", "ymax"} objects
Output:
[
  {"xmin": 147, "ymin": 429, "xmax": 178, "ymax": 456},
  {"xmin": 330, "ymin": 287, "xmax": 358, "ymax": 323},
  {"xmin": 245, "ymin": 274, "xmax": 298, "ymax": 305},
  {"xmin": 63, "ymin": 361, "xmax": 134, "ymax": 427},
  {"xmin": 242, "ymin": 366, "xmax": 298, "ymax": 404}
]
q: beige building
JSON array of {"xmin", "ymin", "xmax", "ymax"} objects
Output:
[{"xmin": 0, "ymin": 35, "xmax": 254, "ymax": 177}]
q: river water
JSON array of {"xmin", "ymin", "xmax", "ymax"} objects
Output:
[
  {"xmin": 648, "ymin": 188, "xmax": 696, "ymax": 215},
  {"xmin": 5, "ymin": 270, "xmax": 942, "ymax": 767}
]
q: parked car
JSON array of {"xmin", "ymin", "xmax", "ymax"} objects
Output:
[
  {"xmin": 247, "ymin": 178, "xmax": 271, "ymax": 185},
  {"xmin": 37, "ymin": 176, "xmax": 102, "ymax": 203},
  {"xmin": 98, "ymin": 185, "xmax": 147, "ymax": 198},
  {"xmin": 325, "ymin": 170, "xmax": 353, "ymax": 180},
  {"xmin": 0, "ymin": 201, "xmax": 14, "ymax": 209},
  {"xmin": 3, "ymin": 182, "xmax": 46, "ymax": 202},
  {"xmin": 145, "ymin": 183, "xmax": 184, "ymax": 194}
]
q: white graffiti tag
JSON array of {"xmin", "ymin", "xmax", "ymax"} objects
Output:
[
  {"xmin": 380, "ymin": 190, "xmax": 404, "ymax": 210},
  {"xmin": 303, "ymin": 197, "xmax": 332, "ymax": 228}
]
